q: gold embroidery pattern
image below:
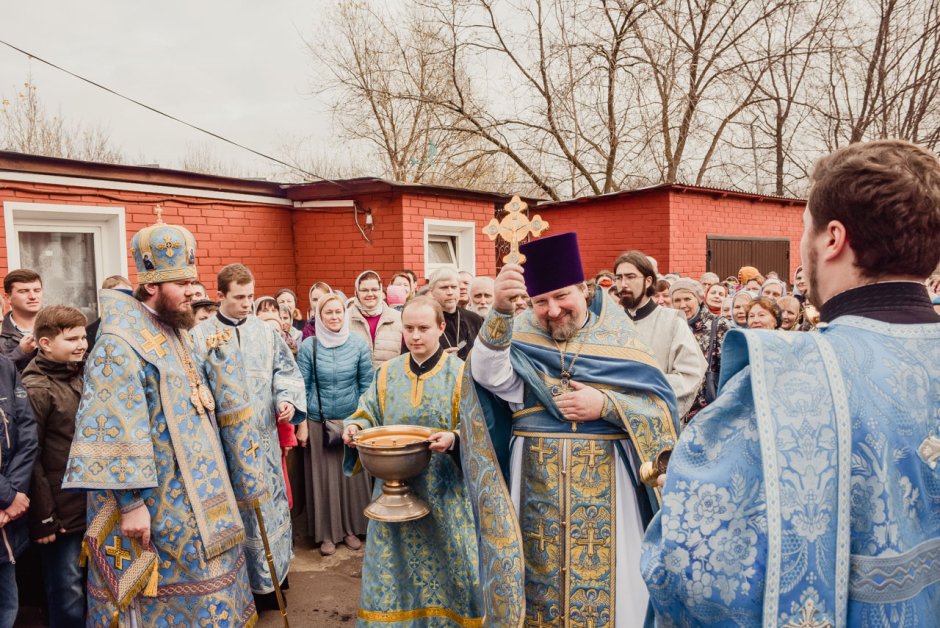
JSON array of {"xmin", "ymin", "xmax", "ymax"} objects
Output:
[
  {"xmin": 521, "ymin": 436, "xmax": 617, "ymax": 626},
  {"xmin": 358, "ymin": 605, "xmax": 484, "ymax": 626}
]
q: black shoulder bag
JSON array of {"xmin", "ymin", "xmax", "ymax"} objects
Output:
[
  {"xmin": 703, "ymin": 318, "xmax": 720, "ymax": 404},
  {"xmin": 312, "ymin": 341, "xmax": 344, "ymax": 448}
]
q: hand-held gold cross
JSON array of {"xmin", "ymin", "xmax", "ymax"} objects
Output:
[{"xmin": 484, "ymin": 195, "xmax": 549, "ymax": 265}]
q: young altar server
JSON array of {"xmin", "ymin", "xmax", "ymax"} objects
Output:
[{"xmin": 343, "ymin": 296, "xmax": 483, "ymax": 626}]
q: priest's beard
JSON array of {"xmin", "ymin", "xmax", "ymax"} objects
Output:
[
  {"xmin": 546, "ymin": 313, "xmax": 581, "ymax": 341},
  {"xmin": 618, "ymin": 290, "xmax": 644, "ymax": 310},
  {"xmin": 154, "ymin": 288, "xmax": 196, "ymax": 330}
]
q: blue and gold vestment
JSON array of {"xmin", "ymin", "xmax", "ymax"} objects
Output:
[
  {"xmin": 345, "ymin": 351, "xmax": 484, "ymax": 627},
  {"xmin": 63, "ymin": 290, "xmax": 265, "ymax": 627},
  {"xmin": 642, "ymin": 317, "xmax": 940, "ymax": 626},
  {"xmin": 192, "ymin": 315, "xmax": 306, "ymax": 595},
  {"xmin": 465, "ymin": 290, "xmax": 679, "ymax": 627}
]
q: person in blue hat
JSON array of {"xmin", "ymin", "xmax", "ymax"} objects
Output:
[
  {"xmin": 466, "ymin": 232, "xmax": 679, "ymax": 626},
  {"xmin": 63, "ymin": 208, "xmax": 266, "ymax": 626}
]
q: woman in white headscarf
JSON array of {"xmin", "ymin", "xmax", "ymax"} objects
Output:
[{"xmin": 298, "ymin": 294, "xmax": 374, "ymax": 556}]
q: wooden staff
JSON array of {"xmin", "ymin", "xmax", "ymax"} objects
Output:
[{"xmin": 254, "ymin": 503, "xmax": 289, "ymax": 627}]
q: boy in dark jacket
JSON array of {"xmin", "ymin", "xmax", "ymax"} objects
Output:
[
  {"xmin": 0, "ymin": 353, "xmax": 37, "ymax": 628},
  {"xmin": 22, "ymin": 305, "xmax": 87, "ymax": 627}
]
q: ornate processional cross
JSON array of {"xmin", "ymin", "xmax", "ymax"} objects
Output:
[{"xmin": 484, "ymin": 195, "xmax": 549, "ymax": 265}]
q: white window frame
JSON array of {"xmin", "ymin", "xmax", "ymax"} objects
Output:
[
  {"xmin": 423, "ymin": 218, "xmax": 476, "ymax": 278},
  {"xmin": 3, "ymin": 202, "xmax": 128, "ymax": 292}
]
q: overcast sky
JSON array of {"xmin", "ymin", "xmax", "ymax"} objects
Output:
[{"xmin": 0, "ymin": 1, "xmax": 342, "ymax": 178}]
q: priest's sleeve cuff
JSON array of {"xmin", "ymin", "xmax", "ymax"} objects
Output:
[{"xmin": 478, "ymin": 309, "xmax": 514, "ymax": 350}]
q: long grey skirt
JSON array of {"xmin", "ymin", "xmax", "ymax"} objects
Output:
[{"xmin": 303, "ymin": 419, "xmax": 371, "ymax": 544}]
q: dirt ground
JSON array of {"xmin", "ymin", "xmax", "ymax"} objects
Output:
[{"xmin": 256, "ymin": 525, "xmax": 364, "ymax": 627}]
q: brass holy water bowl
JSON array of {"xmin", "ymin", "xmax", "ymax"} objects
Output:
[{"xmin": 354, "ymin": 425, "xmax": 436, "ymax": 522}]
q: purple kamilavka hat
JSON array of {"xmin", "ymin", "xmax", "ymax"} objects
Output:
[{"xmin": 519, "ymin": 232, "xmax": 585, "ymax": 297}]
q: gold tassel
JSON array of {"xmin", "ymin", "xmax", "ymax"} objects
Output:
[
  {"xmin": 79, "ymin": 539, "xmax": 88, "ymax": 567},
  {"xmin": 217, "ymin": 406, "xmax": 253, "ymax": 427},
  {"xmin": 143, "ymin": 560, "xmax": 159, "ymax": 597}
]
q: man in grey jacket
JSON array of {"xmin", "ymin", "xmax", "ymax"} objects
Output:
[
  {"xmin": 0, "ymin": 269, "xmax": 43, "ymax": 372},
  {"xmin": 614, "ymin": 251, "xmax": 705, "ymax": 418}
]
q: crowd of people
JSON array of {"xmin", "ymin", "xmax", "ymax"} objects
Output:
[{"xmin": 0, "ymin": 138, "xmax": 938, "ymax": 626}]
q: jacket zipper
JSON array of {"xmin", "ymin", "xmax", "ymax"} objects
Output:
[
  {"xmin": 1, "ymin": 529, "xmax": 13, "ymax": 563},
  {"xmin": 0, "ymin": 408, "xmax": 14, "ymax": 563}
]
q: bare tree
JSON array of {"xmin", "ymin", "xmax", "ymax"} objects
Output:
[
  {"xmin": 0, "ymin": 79, "xmax": 124, "ymax": 163},
  {"xmin": 819, "ymin": 0, "xmax": 940, "ymax": 150}
]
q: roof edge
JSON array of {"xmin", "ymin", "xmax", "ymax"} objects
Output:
[{"xmin": 536, "ymin": 183, "xmax": 804, "ymax": 210}]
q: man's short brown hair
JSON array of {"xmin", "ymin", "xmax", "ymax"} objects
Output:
[
  {"xmin": 217, "ymin": 263, "xmax": 255, "ymax": 294},
  {"xmin": 101, "ymin": 275, "xmax": 131, "ymax": 289},
  {"xmin": 402, "ymin": 295, "xmax": 444, "ymax": 326},
  {"xmin": 4, "ymin": 268, "xmax": 42, "ymax": 294},
  {"xmin": 614, "ymin": 251, "xmax": 656, "ymax": 297},
  {"xmin": 34, "ymin": 305, "xmax": 87, "ymax": 341},
  {"xmin": 808, "ymin": 139, "xmax": 940, "ymax": 278}
]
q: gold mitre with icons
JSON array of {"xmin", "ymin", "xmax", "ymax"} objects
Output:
[{"xmin": 130, "ymin": 205, "xmax": 198, "ymax": 284}]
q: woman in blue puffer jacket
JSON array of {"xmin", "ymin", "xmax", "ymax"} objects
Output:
[{"xmin": 298, "ymin": 293, "xmax": 374, "ymax": 556}]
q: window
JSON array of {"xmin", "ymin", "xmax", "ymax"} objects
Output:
[
  {"xmin": 423, "ymin": 219, "xmax": 476, "ymax": 278},
  {"xmin": 4, "ymin": 202, "xmax": 128, "ymax": 320}
]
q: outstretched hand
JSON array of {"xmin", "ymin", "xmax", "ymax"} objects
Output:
[
  {"xmin": 343, "ymin": 424, "xmax": 361, "ymax": 447},
  {"xmin": 428, "ymin": 431, "xmax": 456, "ymax": 454}
]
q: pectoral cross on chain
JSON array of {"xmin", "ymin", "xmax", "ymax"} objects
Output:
[
  {"xmin": 918, "ymin": 434, "xmax": 940, "ymax": 469},
  {"xmin": 484, "ymin": 195, "xmax": 549, "ymax": 265}
]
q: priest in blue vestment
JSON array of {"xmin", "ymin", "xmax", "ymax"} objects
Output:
[
  {"xmin": 343, "ymin": 296, "xmax": 483, "ymax": 626},
  {"xmin": 64, "ymin": 212, "xmax": 265, "ymax": 626},
  {"xmin": 467, "ymin": 233, "xmax": 679, "ymax": 627},
  {"xmin": 642, "ymin": 139, "xmax": 940, "ymax": 626}
]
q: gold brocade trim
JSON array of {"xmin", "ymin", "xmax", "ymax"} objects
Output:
[
  {"xmin": 377, "ymin": 362, "xmax": 390, "ymax": 416},
  {"xmin": 70, "ymin": 442, "xmax": 154, "ymax": 459},
  {"xmin": 512, "ymin": 406, "xmax": 545, "ymax": 420},
  {"xmin": 451, "ymin": 359, "xmax": 466, "ymax": 430},
  {"xmin": 404, "ymin": 352, "xmax": 449, "ymax": 408},
  {"xmin": 242, "ymin": 611, "xmax": 258, "ymax": 628},
  {"xmin": 217, "ymin": 406, "xmax": 253, "ymax": 427},
  {"xmin": 512, "ymin": 330, "xmax": 659, "ymax": 369},
  {"xmin": 358, "ymin": 606, "xmax": 484, "ymax": 626},
  {"xmin": 136, "ymin": 267, "xmax": 198, "ymax": 285},
  {"xmin": 513, "ymin": 430, "xmax": 627, "ymax": 441}
]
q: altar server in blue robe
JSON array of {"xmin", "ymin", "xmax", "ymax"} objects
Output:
[
  {"xmin": 642, "ymin": 139, "xmax": 940, "ymax": 626},
  {"xmin": 191, "ymin": 263, "xmax": 306, "ymax": 611},
  {"xmin": 343, "ymin": 296, "xmax": 483, "ymax": 627}
]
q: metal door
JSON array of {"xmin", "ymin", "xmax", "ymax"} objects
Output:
[{"xmin": 706, "ymin": 236, "xmax": 790, "ymax": 282}]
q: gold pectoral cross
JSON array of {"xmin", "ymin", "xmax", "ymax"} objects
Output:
[{"xmin": 484, "ymin": 195, "xmax": 549, "ymax": 265}]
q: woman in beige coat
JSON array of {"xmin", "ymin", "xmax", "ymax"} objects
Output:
[{"xmin": 348, "ymin": 270, "xmax": 403, "ymax": 366}]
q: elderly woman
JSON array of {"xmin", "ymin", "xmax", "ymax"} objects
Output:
[
  {"xmin": 670, "ymin": 279, "xmax": 730, "ymax": 427},
  {"xmin": 275, "ymin": 288, "xmax": 305, "ymax": 331},
  {"xmin": 777, "ymin": 295, "xmax": 802, "ymax": 331},
  {"xmin": 759, "ymin": 277, "xmax": 787, "ymax": 301},
  {"xmin": 298, "ymin": 293, "xmax": 374, "ymax": 556},
  {"xmin": 730, "ymin": 290, "xmax": 755, "ymax": 327},
  {"xmin": 746, "ymin": 296, "xmax": 782, "ymax": 330},
  {"xmin": 349, "ymin": 270, "xmax": 403, "ymax": 367}
]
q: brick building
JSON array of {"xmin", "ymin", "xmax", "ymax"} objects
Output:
[{"xmin": 0, "ymin": 151, "xmax": 805, "ymax": 318}]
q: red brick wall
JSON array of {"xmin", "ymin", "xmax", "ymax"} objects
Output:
[
  {"xmin": 667, "ymin": 190, "xmax": 804, "ymax": 279},
  {"xmin": 0, "ymin": 180, "xmax": 295, "ymax": 298},
  {"xmin": 536, "ymin": 189, "xmax": 673, "ymax": 277},
  {"xmin": 400, "ymin": 194, "xmax": 497, "ymax": 280},
  {"xmin": 537, "ymin": 188, "xmax": 804, "ymax": 280},
  {"xmin": 293, "ymin": 195, "xmax": 405, "ymax": 302}
]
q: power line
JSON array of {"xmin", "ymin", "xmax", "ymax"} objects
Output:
[{"xmin": 0, "ymin": 38, "xmax": 348, "ymax": 187}]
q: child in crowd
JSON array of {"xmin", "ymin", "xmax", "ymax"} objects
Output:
[
  {"xmin": 0, "ymin": 352, "xmax": 37, "ymax": 628},
  {"xmin": 22, "ymin": 305, "xmax": 88, "ymax": 627}
]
